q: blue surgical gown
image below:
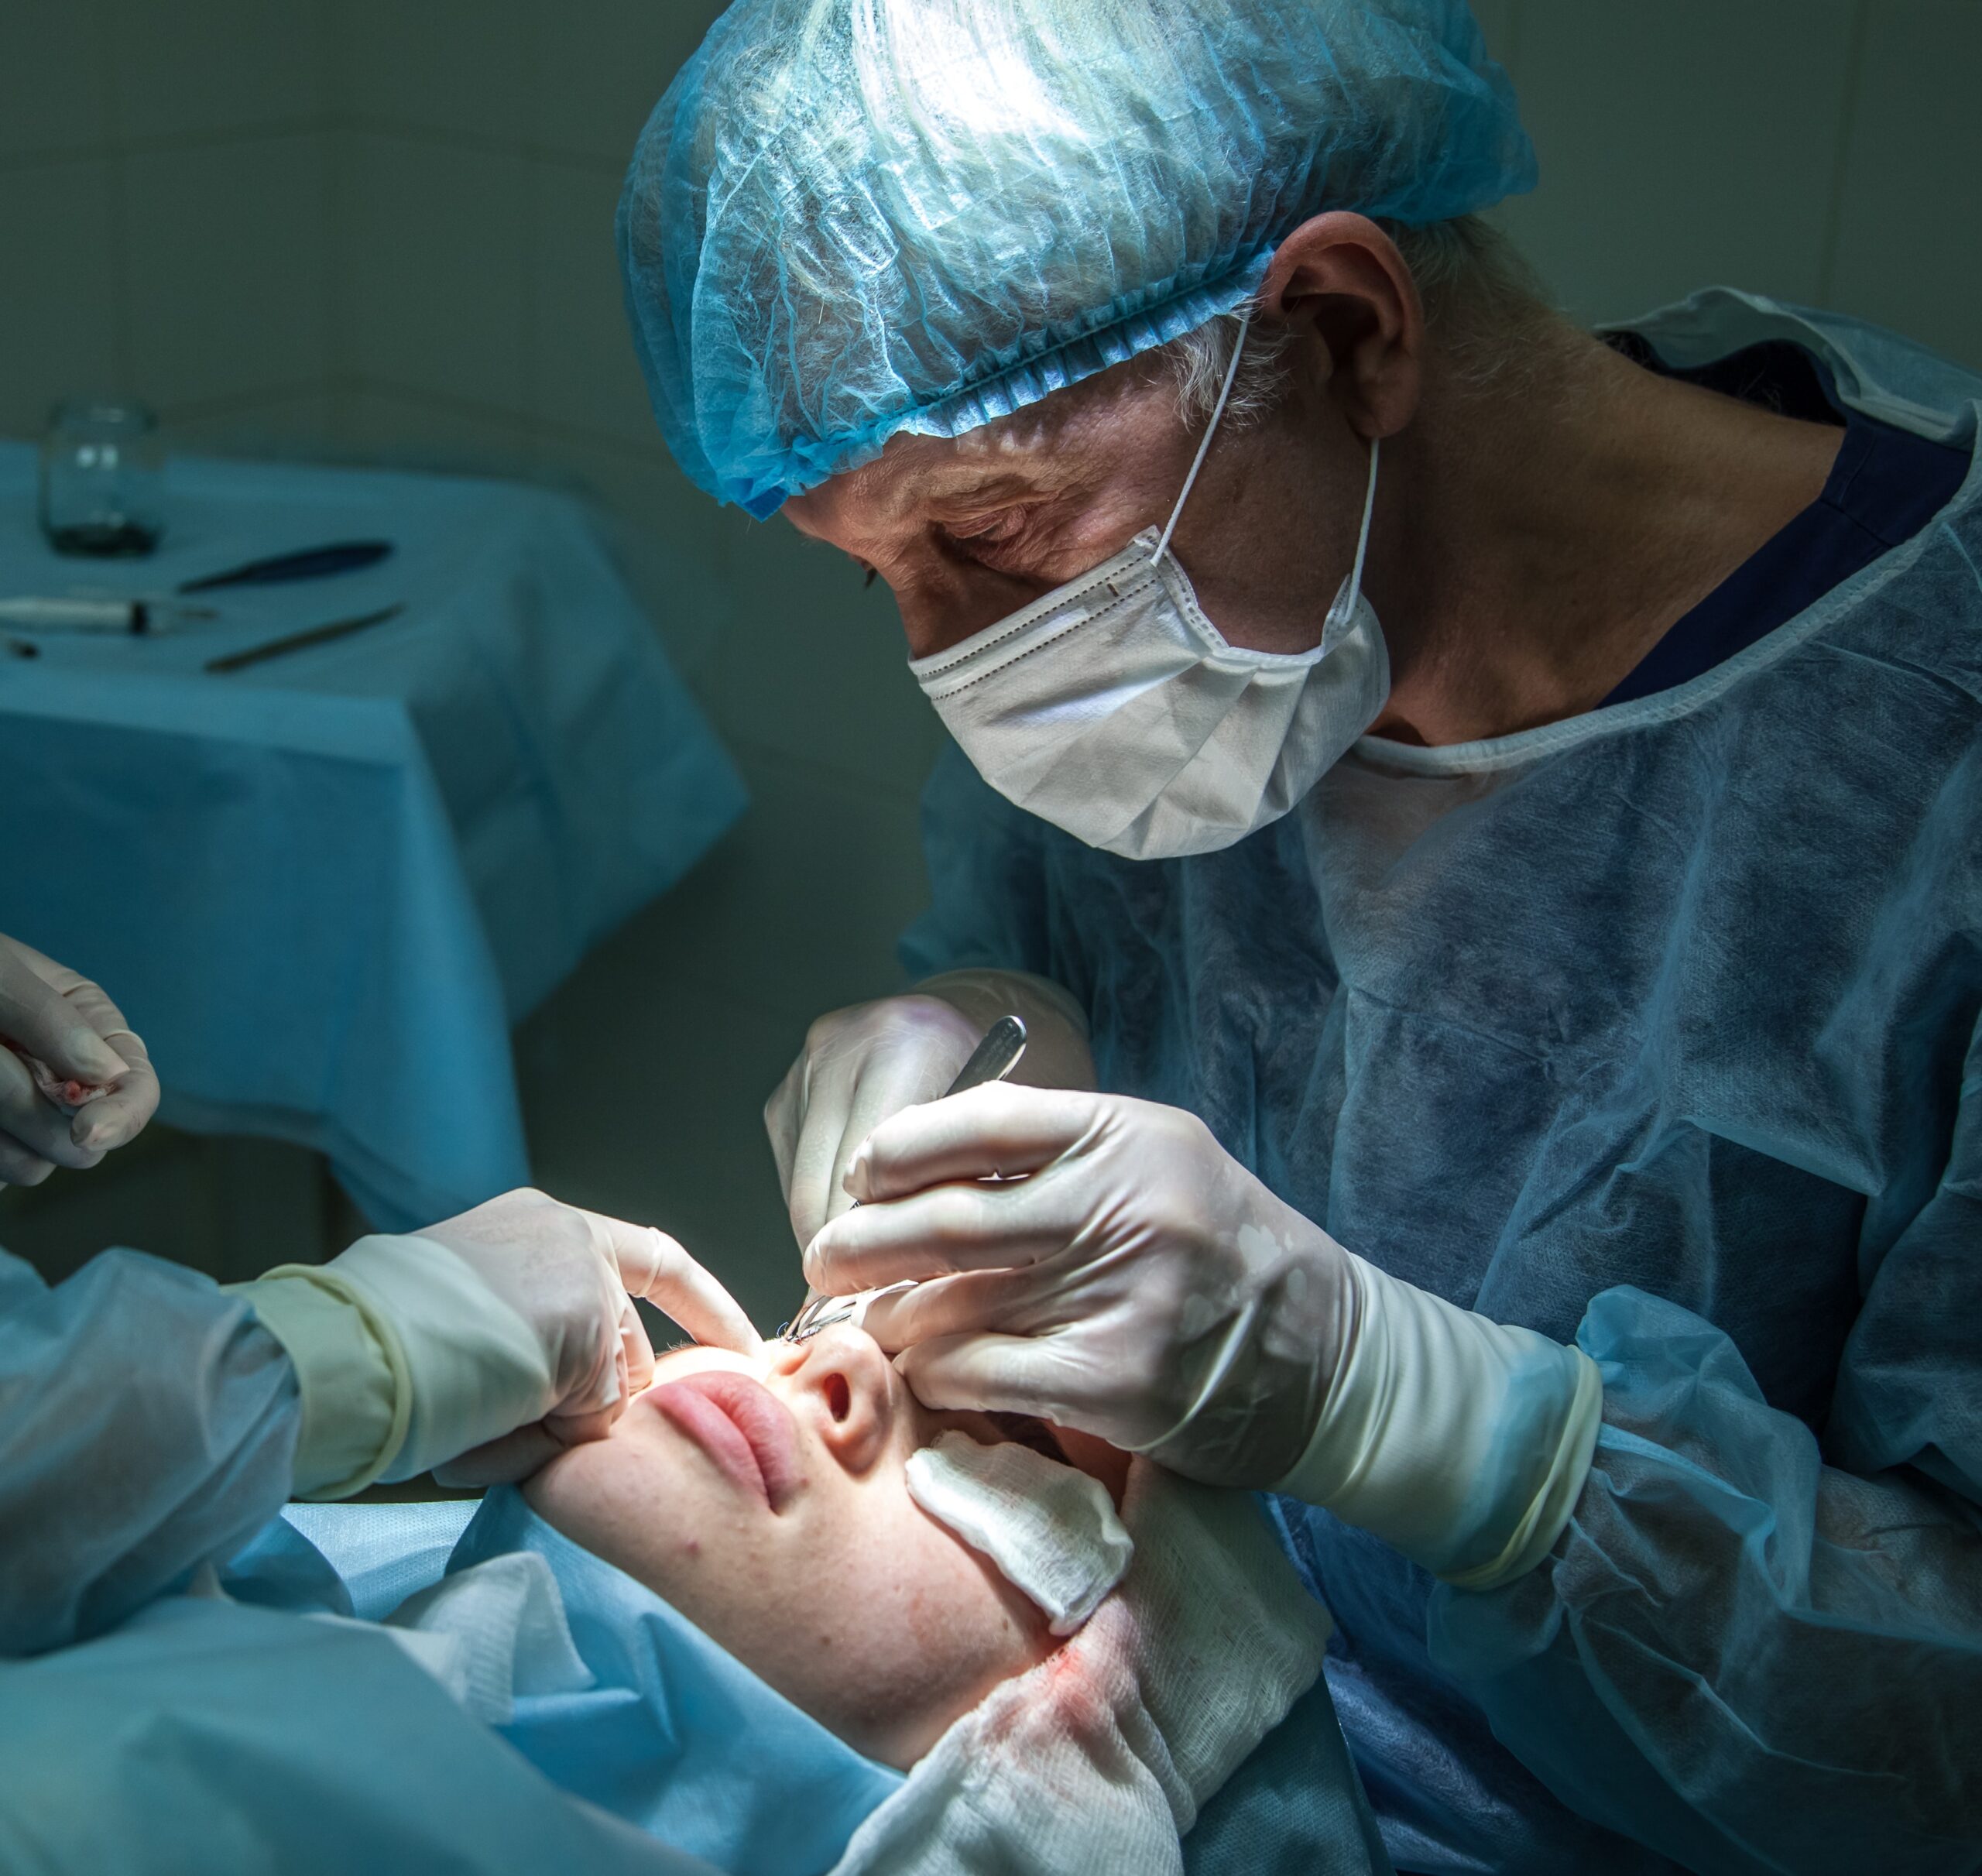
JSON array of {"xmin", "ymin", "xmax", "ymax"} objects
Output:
[
  {"xmin": 0, "ymin": 1248, "xmax": 714, "ymax": 1873},
  {"xmin": 0, "ymin": 1241, "xmax": 1379, "ymax": 1873},
  {"xmin": 0, "ymin": 1243, "xmax": 299, "ymax": 1657},
  {"xmin": 901, "ymin": 290, "xmax": 1982, "ymax": 1876}
]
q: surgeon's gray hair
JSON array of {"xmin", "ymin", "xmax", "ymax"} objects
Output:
[{"xmin": 1164, "ymin": 214, "xmax": 1558, "ymax": 427}]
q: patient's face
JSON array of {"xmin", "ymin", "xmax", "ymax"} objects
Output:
[{"xmin": 523, "ymin": 1324, "xmax": 1122, "ymax": 1768}]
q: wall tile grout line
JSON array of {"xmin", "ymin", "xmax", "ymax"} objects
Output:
[
  {"xmin": 1813, "ymin": 0, "xmax": 1873, "ymax": 310},
  {"xmin": 0, "ymin": 121, "xmax": 345, "ymax": 177}
]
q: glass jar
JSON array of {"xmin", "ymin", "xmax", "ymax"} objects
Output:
[{"xmin": 39, "ymin": 397, "xmax": 166, "ymax": 557}]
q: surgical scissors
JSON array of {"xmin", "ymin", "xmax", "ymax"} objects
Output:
[{"xmin": 778, "ymin": 1013, "xmax": 1028, "ymax": 1343}]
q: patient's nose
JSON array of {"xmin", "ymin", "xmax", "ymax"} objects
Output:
[{"xmin": 788, "ymin": 1325, "xmax": 896, "ymax": 1475}]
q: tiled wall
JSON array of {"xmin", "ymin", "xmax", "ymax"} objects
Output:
[
  {"xmin": 3, "ymin": 0, "xmax": 1978, "ymax": 1322},
  {"xmin": 1484, "ymin": 0, "xmax": 1982, "ymax": 366},
  {"xmin": 314, "ymin": 2, "xmax": 944, "ymax": 1320},
  {"xmin": 0, "ymin": 3, "xmax": 334, "ymax": 451}
]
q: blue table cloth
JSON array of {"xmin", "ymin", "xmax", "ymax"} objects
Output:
[{"xmin": 0, "ymin": 444, "xmax": 746, "ymax": 1230}]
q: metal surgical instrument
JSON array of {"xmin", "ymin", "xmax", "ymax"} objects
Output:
[
  {"xmin": 778, "ymin": 1013, "xmax": 1028, "ymax": 1343},
  {"xmin": 204, "ymin": 603, "xmax": 406, "ymax": 673}
]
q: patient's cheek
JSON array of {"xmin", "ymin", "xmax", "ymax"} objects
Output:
[
  {"xmin": 520, "ymin": 1395, "xmax": 1061, "ymax": 1771},
  {"xmin": 524, "ymin": 1441, "xmax": 699, "ymax": 1580},
  {"xmin": 800, "ymin": 1492, "xmax": 1058, "ymax": 1768},
  {"xmin": 527, "ymin": 1432, "xmax": 795, "ymax": 1615},
  {"xmin": 520, "ymin": 1445, "xmax": 616, "ymax": 1558}
]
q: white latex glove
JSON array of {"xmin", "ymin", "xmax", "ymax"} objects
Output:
[
  {"xmin": 0, "ymin": 934, "xmax": 159, "ymax": 1185},
  {"xmin": 765, "ymin": 969, "xmax": 1094, "ymax": 1249},
  {"xmin": 809, "ymin": 1085, "xmax": 1601, "ymax": 1590},
  {"xmin": 255, "ymin": 1189, "xmax": 762, "ymax": 1494}
]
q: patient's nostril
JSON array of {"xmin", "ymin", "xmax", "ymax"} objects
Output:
[{"xmin": 824, "ymin": 1371, "xmax": 852, "ymax": 1422}]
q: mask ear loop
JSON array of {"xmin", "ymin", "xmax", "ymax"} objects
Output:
[
  {"xmin": 1332, "ymin": 435, "xmax": 1381, "ymax": 626},
  {"xmin": 1150, "ymin": 307, "xmax": 1253, "ymax": 565}
]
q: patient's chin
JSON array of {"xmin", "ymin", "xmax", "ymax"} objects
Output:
[{"xmin": 517, "ymin": 1428, "xmax": 630, "ymax": 1541}]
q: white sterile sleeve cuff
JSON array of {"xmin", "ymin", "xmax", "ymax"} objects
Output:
[
  {"xmin": 324, "ymin": 1234, "xmax": 555, "ymax": 1484},
  {"xmin": 906, "ymin": 1431, "xmax": 1133, "ymax": 1634},
  {"xmin": 1275, "ymin": 1252, "xmax": 1603, "ymax": 1590},
  {"xmin": 230, "ymin": 1267, "xmax": 410, "ymax": 1500}
]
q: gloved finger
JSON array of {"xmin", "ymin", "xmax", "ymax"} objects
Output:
[
  {"xmin": 0, "ymin": 1048, "xmax": 106, "ymax": 1169},
  {"xmin": 544, "ymin": 1324, "xmax": 630, "ymax": 1425},
  {"xmin": 763, "ymin": 1051, "xmax": 805, "ymax": 1199},
  {"xmin": 786, "ymin": 1016, "xmax": 977, "ymax": 1245},
  {"xmin": 544, "ymin": 1403, "xmax": 623, "ymax": 1450},
  {"xmin": 0, "ymin": 947, "xmax": 132, "ymax": 1089},
  {"xmin": 588, "ymin": 1212, "xmax": 762, "ymax": 1355},
  {"xmin": 621, "ymin": 1296, "xmax": 657, "ymax": 1394},
  {"xmin": 896, "ymin": 1329, "xmax": 1106, "ymax": 1430},
  {"xmin": 0, "ymin": 1129, "xmax": 58, "ymax": 1187},
  {"xmin": 858, "ymin": 1264, "xmax": 1059, "ymax": 1353},
  {"xmin": 69, "ymin": 1027, "xmax": 159, "ymax": 1154},
  {"xmin": 843, "ymin": 1082, "xmax": 1102, "ymax": 1205},
  {"xmin": 10, "ymin": 950, "xmax": 159, "ymax": 1155},
  {"xmin": 784, "ymin": 1097, "xmax": 856, "ymax": 1250},
  {"xmin": 787, "ymin": 1041, "xmax": 916, "ymax": 1247},
  {"xmin": 433, "ymin": 1422, "xmax": 567, "ymax": 1487},
  {"xmin": 804, "ymin": 1176, "xmax": 1066, "ymax": 1294}
]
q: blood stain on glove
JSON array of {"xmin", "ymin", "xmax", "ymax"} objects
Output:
[{"xmin": 22, "ymin": 1055, "xmax": 111, "ymax": 1113}]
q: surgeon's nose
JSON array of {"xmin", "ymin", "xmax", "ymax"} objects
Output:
[{"xmin": 787, "ymin": 1324, "xmax": 894, "ymax": 1476}]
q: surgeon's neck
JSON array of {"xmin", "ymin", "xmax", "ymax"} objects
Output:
[{"xmin": 1361, "ymin": 330, "xmax": 1843, "ymax": 747}]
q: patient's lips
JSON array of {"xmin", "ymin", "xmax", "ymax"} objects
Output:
[{"xmin": 650, "ymin": 1370, "xmax": 803, "ymax": 1511}]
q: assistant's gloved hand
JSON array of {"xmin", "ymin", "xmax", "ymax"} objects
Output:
[
  {"xmin": 766, "ymin": 969, "xmax": 1095, "ymax": 1247},
  {"xmin": 0, "ymin": 933, "xmax": 159, "ymax": 1185},
  {"xmin": 810, "ymin": 1085, "xmax": 1601, "ymax": 1590},
  {"xmin": 238, "ymin": 1189, "xmax": 760, "ymax": 1497}
]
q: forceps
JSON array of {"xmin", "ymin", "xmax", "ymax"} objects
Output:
[{"xmin": 778, "ymin": 1013, "xmax": 1028, "ymax": 1343}]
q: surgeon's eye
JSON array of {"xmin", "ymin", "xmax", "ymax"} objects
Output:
[
  {"xmin": 939, "ymin": 505, "xmax": 1042, "ymax": 562},
  {"xmin": 986, "ymin": 1411, "xmax": 1067, "ymax": 1463}
]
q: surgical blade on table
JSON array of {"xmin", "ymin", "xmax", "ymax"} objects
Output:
[
  {"xmin": 204, "ymin": 603, "xmax": 405, "ymax": 674},
  {"xmin": 780, "ymin": 1013, "xmax": 1029, "ymax": 1343},
  {"xmin": 179, "ymin": 540, "xmax": 394, "ymax": 593}
]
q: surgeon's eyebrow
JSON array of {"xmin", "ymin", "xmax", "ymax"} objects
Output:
[{"xmin": 921, "ymin": 475, "xmax": 1062, "ymax": 526}]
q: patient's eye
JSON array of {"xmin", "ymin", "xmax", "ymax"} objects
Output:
[{"xmin": 985, "ymin": 1412, "xmax": 1066, "ymax": 1463}]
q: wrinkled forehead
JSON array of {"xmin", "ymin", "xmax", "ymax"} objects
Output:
[{"xmin": 784, "ymin": 353, "xmax": 1181, "ymax": 537}]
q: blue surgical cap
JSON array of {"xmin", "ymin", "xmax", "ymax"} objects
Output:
[{"xmin": 618, "ymin": 0, "xmax": 1534, "ymax": 516}]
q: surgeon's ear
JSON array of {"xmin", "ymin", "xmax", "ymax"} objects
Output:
[{"xmin": 1256, "ymin": 211, "xmax": 1423, "ymax": 443}]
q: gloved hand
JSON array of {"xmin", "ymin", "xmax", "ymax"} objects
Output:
[
  {"xmin": 809, "ymin": 1085, "xmax": 1601, "ymax": 1590},
  {"xmin": 0, "ymin": 933, "xmax": 159, "ymax": 1185},
  {"xmin": 766, "ymin": 969, "xmax": 1095, "ymax": 1247},
  {"xmin": 245, "ymin": 1189, "xmax": 762, "ymax": 1496}
]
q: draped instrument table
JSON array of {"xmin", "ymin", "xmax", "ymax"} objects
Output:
[{"xmin": 0, "ymin": 444, "xmax": 746, "ymax": 1230}]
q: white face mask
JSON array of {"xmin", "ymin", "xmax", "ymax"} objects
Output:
[{"xmin": 909, "ymin": 314, "xmax": 1390, "ymax": 860}]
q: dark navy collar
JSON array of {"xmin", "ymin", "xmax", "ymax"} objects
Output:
[{"xmin": 1600, "ymin": 339, "xmax": 1972, "ymax": 708}]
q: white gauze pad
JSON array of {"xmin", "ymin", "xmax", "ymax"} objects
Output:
[{"xmin": 904, "ymin": 1429, "xmax": 1133, "ymax": 1636}]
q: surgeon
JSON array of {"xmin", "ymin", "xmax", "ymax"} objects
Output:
[
  {"xmin": 618, "ymin": 2, "xmax": 1982, "ymax": 1871},
  {"xmin": 0, "ymin": 928, "xmax": 759, "ymax": 1660}
]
